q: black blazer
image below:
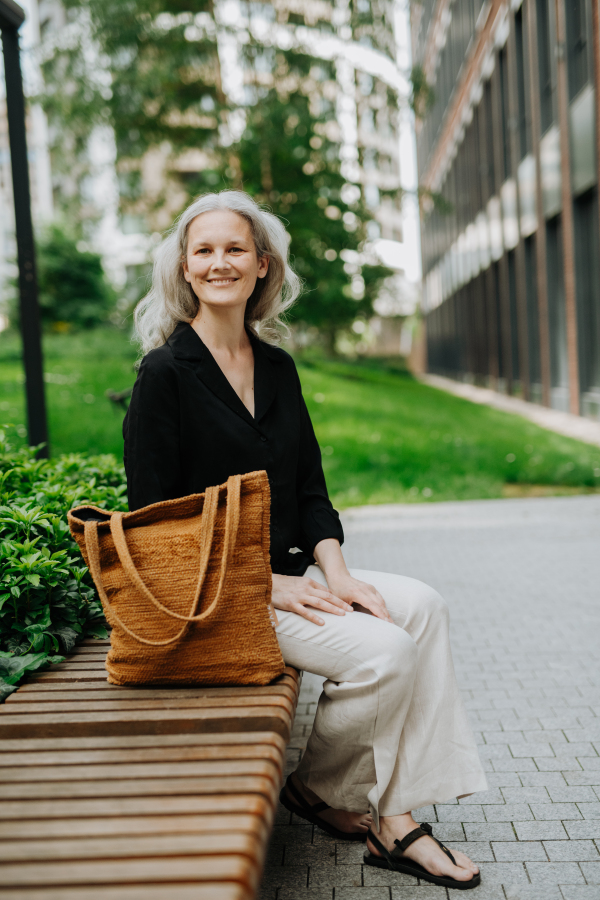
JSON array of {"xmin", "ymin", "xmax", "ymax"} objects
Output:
[{"xmin": 123, "ymin": 322, "xmax": 344, "ymax": 576}]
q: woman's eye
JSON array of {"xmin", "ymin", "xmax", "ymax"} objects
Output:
[{"xmin": 230, "ymin": 247, "xmax": 244, "ymax": 253}]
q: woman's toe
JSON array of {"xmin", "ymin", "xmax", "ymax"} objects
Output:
[{"xmin": 452, "ymin": 849, "xmax": 479, "ymax": 874}]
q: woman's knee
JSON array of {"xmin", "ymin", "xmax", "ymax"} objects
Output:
[{"xmin": 375, "ymin": 623, "xmax": 418, "ymax": 680}]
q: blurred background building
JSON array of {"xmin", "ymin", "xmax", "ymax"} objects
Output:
[
  {"xmin": 0, "ymin": 0, "xmax": 422, "ymax": 353},
  {"xmin": 415, "ymin": 0, "xmax": 600, "ymax": 419}
]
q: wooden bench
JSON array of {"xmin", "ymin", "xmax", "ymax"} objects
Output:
[{"xmin": 0, "ymin": 639, "xmax": 301, "ymax": 899}]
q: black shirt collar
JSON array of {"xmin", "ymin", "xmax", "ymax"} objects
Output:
[{"xmin": 166, "ymin": 322, "xmax": 279, "ymax": 426}]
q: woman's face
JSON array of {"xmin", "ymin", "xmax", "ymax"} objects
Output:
[{"xmin": 183, "ymin": 209, "xmax": 269, "ymax": 313}]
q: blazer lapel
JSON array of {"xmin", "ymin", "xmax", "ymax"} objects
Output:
[
  {"xmin": 251, "ymin": 334, "xmax": 278, "ymax": 423},
  {"xmin": 167, "ymin": 322, "xmax": 273, "ymax": 430}
]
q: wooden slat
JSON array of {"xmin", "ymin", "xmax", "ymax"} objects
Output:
[
  {"xmin": 0, "ymin": 855, "xmax": 258, "ymax": 890},
  {"xmin": 1, "ymin": 695, "xmax": 295, "ymax": 718},
  {"xmin": 1, "ymin": 773, "xmax": 279, "ymax": 802},
  {"xmin": 0, "ymin": 742, "xmax": 283, "ymax": 769},
  {"xmin": 0, "ymin": 731, "xmax": 286, "ymax": 753},
  {"xmin": 0, "ymin": 793, "xmax": 273, "ymax": 821},
  {"xmin": 0, "ymin": 758, "xmax": 280, "ymax": 784},
  {"xmin": 0, "ymin": 704, "xmax": 293, "ymax": 740},
  {"xmin": 0, "ymin": 812, "xmax": 268, "ymax": 841},
  {"xmin": 14, "ymin": 672, "xmax": 299, "ymax": 694},
  {"xmin": 0, "ymin": 831, "xmax": 262, "ymax": 863},
  {"xmin": 6, "ymin": 684, "xmax": 297, "ymax": 704},
  {"xmin": 0, "ymin": 884, "xmax": 249, "ymax": 900}
]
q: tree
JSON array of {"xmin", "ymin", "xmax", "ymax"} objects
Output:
[
  {"xmin": 35, "ymin": 225, "xmax": 115, "ymax": 330},
  {"xmin": 38, "ymin": 1, "xmax": 396, "ymax": 348}
]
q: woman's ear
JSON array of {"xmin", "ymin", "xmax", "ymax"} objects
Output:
[
  {"xmin": 182, "ymin": 258, "xmax": 192, "ymax": 284},
  {"xmin": 257, "ymin": 255, "xmax": 269, "ymax": 279}
]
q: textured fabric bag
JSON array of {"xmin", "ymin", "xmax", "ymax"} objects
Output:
[{"xmin": 68, "ymin": 470, "xmax": 285, "ymax": 686}]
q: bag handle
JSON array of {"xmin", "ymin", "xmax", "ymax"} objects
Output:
[{"xmin": 83, "ymin": 475, "xmax": 241, "ymax": 647}]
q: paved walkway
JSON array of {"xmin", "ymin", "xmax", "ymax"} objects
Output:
[
  {"xmin": 259, "ymin": 495, "xmax": 600, "ymax": 900},
  {"xmin": 419, "ymin": 374, "xmax": 600, "ymax": 448}
]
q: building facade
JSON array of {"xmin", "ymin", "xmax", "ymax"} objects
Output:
[{"xmin": 414, "ymin": 0, "xmax": 600, "ymax": 418}]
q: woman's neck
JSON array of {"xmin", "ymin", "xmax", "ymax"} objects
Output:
[{"xmin": 190, "ymin": 306, "xmax": 250, "ymax": 357}]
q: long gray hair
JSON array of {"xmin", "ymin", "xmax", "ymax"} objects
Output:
[{"xmin": 134, "ymin": 190, "xmax": 302, "ymax": 355}]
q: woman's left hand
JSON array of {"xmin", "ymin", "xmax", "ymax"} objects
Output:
[{"xmin": 326, "ymin": 574, "xmax": 393, "ymax": 623}]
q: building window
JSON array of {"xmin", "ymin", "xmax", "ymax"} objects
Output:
[
  {"xmin": 499, "ymin": 48, "xmax": 511, "ymax": 181},
  {"xmin": 565, "ymin": 0, "xmax": 589, "ymax": 100},
  {"xmin": 484, "ymin": 79, "xmax": 496, "ymax": 198},
  {"xmin": 515, "ymin": 7, "xmax": 530, "ymax": 159},
  {"xmin": 536, "ymin": 0, "xmax": 554, "ymax": 133}
]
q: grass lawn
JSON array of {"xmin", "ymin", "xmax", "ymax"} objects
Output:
[{"xmin": 1, "ymin": 328, "xmax": 599, "ymax": 506}]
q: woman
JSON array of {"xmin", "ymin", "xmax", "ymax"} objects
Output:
[{"xmin": 124, "ymin": 190, "xmax": 487, "ymax": 890}]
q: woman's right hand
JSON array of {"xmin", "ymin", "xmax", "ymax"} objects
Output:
[{"xmin": 272, "ymin": 573, "xmax": 354, "ymax": 626}]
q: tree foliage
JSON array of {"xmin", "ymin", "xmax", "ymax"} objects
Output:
[
  {"xmin": 38, "ymin": 1, "xmax": 398, "ymax": 347},
  {"xmin": 35, "ymin": 225, "xmax": 116, "ymax": 330}
]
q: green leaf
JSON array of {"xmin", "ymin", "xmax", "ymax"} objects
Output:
[
  {"xmin": 0, "ymin": 678, "xmax": 17, "ymax": 702},
  {"xmin": 25, "ymin": 574, "xmax": 41, "ymax": 587}
]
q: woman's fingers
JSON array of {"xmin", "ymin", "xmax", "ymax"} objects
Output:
[
  {"xmin": 309, "ymin": 588, "xmax": 353, "ymax": 612},
  {"xmin": 293, "ymin": 603, "xmax": 325, "ymax": 626},
  {"xmin": 350, "ymin": 585, "xmax": 393, "ymax": 622}
]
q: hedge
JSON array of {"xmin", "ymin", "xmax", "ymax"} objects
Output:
[{"xmin": 0, "ymin": 425, "xmax": 127, "ymax": 701}]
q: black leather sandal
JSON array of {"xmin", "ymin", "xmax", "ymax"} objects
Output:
[
  {"xmin": 279, "ymin": 775, "xmax": 369, "ymax": 842},
  {"xmin": 364, "ymin": 823, "xmax": 481, "ymax": 890}
]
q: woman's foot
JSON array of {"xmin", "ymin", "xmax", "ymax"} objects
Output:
[
  {"xmin": 287, "ymin": 772, "xmax": 372, "ymax": 835},
  {"xmin": 367, "ymin": 813, "xmax": 479, "ymax": 883}
]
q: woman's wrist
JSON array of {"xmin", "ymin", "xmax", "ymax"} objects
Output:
[{"xmin": 312, "ymin": 538, "xmax": 350, "ymax": 586}]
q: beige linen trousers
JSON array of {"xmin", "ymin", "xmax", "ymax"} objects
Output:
[{"xmin": 275, "ymin": 566, "xmax": 487, "ymax": 826}]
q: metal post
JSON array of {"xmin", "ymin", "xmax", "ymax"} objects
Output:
[{"xmin": 1, "ymin": 0, "xmax": 49, "ymax": 455}]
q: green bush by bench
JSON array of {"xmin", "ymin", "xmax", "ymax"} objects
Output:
[{"xmin": 0, "ymin": 426, "xmax": 126, "ymax": 700}]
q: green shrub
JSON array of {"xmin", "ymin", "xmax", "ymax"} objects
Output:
[
  {"xmin": 0, "ymin": 426, "xmax": 127, "ymax": 700},
  {"xmin": 10, "ymin": 224, "xmax": 117, "ymax": 331}
]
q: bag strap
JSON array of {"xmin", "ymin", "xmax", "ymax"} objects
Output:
[{"xmin": 83, "ymin": 475, "xmax": 241, "ymax": 647}]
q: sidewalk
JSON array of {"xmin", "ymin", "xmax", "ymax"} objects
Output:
[
  {"xmin": 419, "ymin": 374, "xmax": 600, "ymax": 449},
  {"xmin": 259, "ymin": 495, "xmax": 600, "ymax": 900}
]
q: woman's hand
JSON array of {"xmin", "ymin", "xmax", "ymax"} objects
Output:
[
  {"xmin": 325, "ymin": 573, "xmax": 393, "ymax": 623},
  {"xmin": 312, "ymin": 538, "xmax": 393, "ymax": 624},
  {"xmin": 272, "ymin": 573, "xmax": 354, "ymax": 626}
]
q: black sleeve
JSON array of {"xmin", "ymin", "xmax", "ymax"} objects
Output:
[
  {"xmin": 123, "ymin": 350, "xmax": 182, "ymax": 511},
  {"xmin": 294, "ymin": 371, "xmax": 344, "ymax": 554}
]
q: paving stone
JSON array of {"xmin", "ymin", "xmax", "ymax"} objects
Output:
[
  {"xmin": 492, "ymin": 841, "xmax": 547, "ymax": 861},
  {"xmin": 548, "ymin": 787, "xmax": 598, "ymax": 803},
  {"xmin": 564, "ymin": 821, "xmax": 600, "ymax": 840},
  {"xmin": 464, "ymin": 822, "xmax": 517, "ymax": 841},
  {"xmin": 543, "ymin": 840, "xmax": 599, "ymax": 861},
  {"xmin": 330, "ymin": 891, "xmax": 388, "ymax": 900},
  {"xmin": 501, "ymin": 787, "xmax": 551, "ymax": 803},
  {"xmin": 336, "ymin": 843, "xmax": 369, "ymax": 866},
  {"xmin": 504, "ymin": 888, "xmax": 562, "ymax": 900},
  {"xmin": 519, "ymin": 772, "xmax": 568, "ymax": 788},
  {"xmin": 391, "ymin": 889, "xmax": 449, "ymax": 899},
  {"xmin": 308, "ymin": 865, "xmax": 363, "ymax": 888},
  {"xmin": 460, "ymin": 788, "xmax": 504, "ymax": 803},
  {"xmin": 514, "ymin": 821, "xmax": 569, "ymax": 840},
  {"xmin": 530, "ymin": 803, "xmax": 582, "ymax": 820},
  {"xmin": 525, "ymin": 862, "xmax": 586, "ymax": 883},
  {"xmin": 484, "ymin": 804, "xmax": 534, "ymax": 822},
  {"xmin": 475, "ymin": 861, "xmax": 529, "ymax": 883},
  {"xmin": 576, "ymin": 803, "xmax": 600, "ymax": 819},
  {"xmin": 434, "ymin": 804, "xmax": 486, "ymax": 822},
  {"xmin": 447, "ymin": 840, "xmax": 494, "ymax": 861},
  {"xmin": 559, "ymin": 888, "xmax": 600, "ymax": 900},
  {"xmin": 285, "ymin": 845, "xmax": 336, "ymax": 866},
  {"xmin": 510, "ymin": 742, "xmax": 554, "ymax": 757},
  {"xmin": 362, "ymin": 866, "xmax": 415, "ymax": 887},
  {"xmin": 578, "ymin": 861, "xmax": 600, "ymax": 882},
  {"xmin": 286, "ymin": 886, "xmax": 331, "ymax": 900}
]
